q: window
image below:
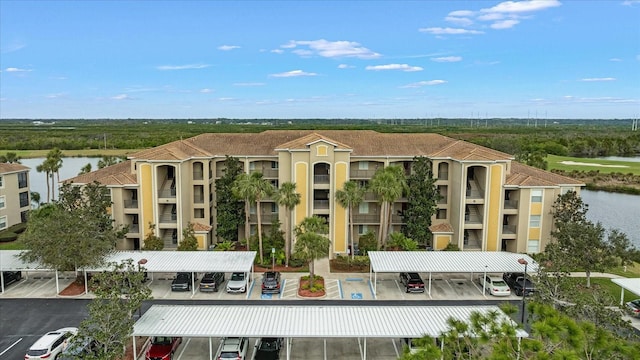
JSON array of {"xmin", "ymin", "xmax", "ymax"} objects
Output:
[
  {"xmin": 271, "ymin": 203, "xmax": 278, "ymax": 213},
  {"xmin": 527, "ymin": 239, "xmax": 540, "ymax": 253},
  {"xmin": 358, "ymin": 202, "xmax": 369, "ymax": 214},
  {"xmin": 19, "ymin": 192, "xmax": 29, "ymax": 208},
  {"xmin": 249, "ymin": 162, "xmax": 255, "ymax": 171},
  {"xmin": 0, "ymin": 196, "xmax": 5, "ymax": 209},
  {"xmin": 358, "ymin": 224, "xmax": 368, "ymax": 235},
  {"xmin": 249, "ymin": 204, "xmax": 256, "ymax": 214},
  {"xmin": 0, "ymin": 216, "xmax": 6, "ymax": 230},
  {"xmin": 0, "ymin": 175, "xmax": 3, "ymax": 188},
  {"xmin": 18, "ymin": 172, "xmax": 28, "ymax": 188},
  {"xmin": 529, "ymin": 215, "xmax": 541, "ymax": 227},
  {"xmin": 194, "ymin": 209, "xmax": 205, "ymax": 218},
  {"xmin": 359, "ymin": 161, "xmax": 369, "ymax": 170},
  {"xmin": 437, "ymin": 209, "xmax": 447, "ymax": 219},
  {"xmin": 21, "ymin": 210, "xmax": 28, "ymax": 223},
  {"xmin": 531, "ymin": 189, "xmax": 542, "ymax": 203},
  {"xmin": 271, "ymin": 161, "xmax": 278, "ymax": 169}
]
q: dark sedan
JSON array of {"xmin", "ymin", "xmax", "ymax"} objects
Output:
[
  {"xmin": 254, "ymin": 337, "xmax": 283, "ymax": 360},
  {"xmin": 503, "ymin": 272, "xmax": 535, "ymax": 296},
  {"xmin": 1, "ymin": 271, "xmax": 22, "ymax": 290},
  {"xmin": 171, "ymin": 272, "xmax": 193, "ymax": 292},
  {"xmin": 261, "ymin": 271, "xmax": 282, "ymax": 294}
]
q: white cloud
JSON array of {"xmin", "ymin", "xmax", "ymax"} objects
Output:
[
  {"xmin": 218, "ymin": 97, "xmax": 235, "ymax": 101},
  {"xmin": 491, "ymin": 19, "xmax": 520, "ymax": 29},
  {"xmin": 580, "ymin": 77, "xmax": 616, "ymax": 82},
  {"xmin": 445, "ymin": 16, "xmax": 474, "ymax": 26},
  {"xmin": 156, "ymin": 64, "xmax": 210, "ymax": 70},
  {"xmin": 365, "ymin": 64, "xmax": 423, "ymax": 72},
  {"xmin": 218, "ymin": 45, "xmax": 240, "ymax": 51},
  {"xmin": 609, "ymin": 58, "xmax": 622, "ymax": 62},
  {"xmin": 338, "ymin": 64, "xmax": 355, "ymax": 69},
  {"xmin": 111, "ymin": 94, "xmax": 132, "ymax": 100},
  {"xmin": 431, "ymin": 56, "xmax": 462, "ymax": 62},
  {"xmin": 477, "ymin": 12, "xmax": 504, "ymax": 21},
  {"xmin": 269, "ymin": 70, "xmax": 318, "ymax": 78},
  {"xmin": 200, "ymin": 88, "xmax": 213, "ymax": 93},
  {"xmin": 233, "ymin": 82, "xmax": 265, "ymax": 86},
  {"xmin": 481, "ymin": 0, "xmax": 561, "ymax": 13},
  {"xmin": 45, "ymin": 93, "xmax": 65, "ymax": 99},
  {"xmin": 419, "ymin": 27, "xmax": 484, "ymax": 35},
  {"xmin": 283, "ymin": 39, "xmax": 381, "ymax": 59},
  {"xmin": 622, "ymin": 0, "xmax": 640, "ymax": 6},
  {"xmin": 270, "ymin": 49, "xmax": 284, "ymax": 54},
  {"xmin": 448, "ymin": 10, "xmax": 475, "ymax": 17},
  {"xmin": 4, "ymin": 67, "xmax": 32, "ymax": 72},
  {"xmin": 401, "ymin": 80, "xmax": 447, "ymax": 88}
]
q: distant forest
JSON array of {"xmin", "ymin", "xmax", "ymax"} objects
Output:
[{"xmin": 1, "ymin": 118, "xmax": 639, "ymax": 158}]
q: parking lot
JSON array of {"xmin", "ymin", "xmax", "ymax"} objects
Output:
[{"xmin": 1, "ymin": 270, "xmax": 521, "ymax": 301}]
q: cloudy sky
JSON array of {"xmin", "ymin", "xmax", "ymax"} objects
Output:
[{"xmin": 1, "ymin": 0, "xmax": 639, "ymax": 119}]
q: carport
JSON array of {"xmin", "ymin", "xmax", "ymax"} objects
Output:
[
  {"xmin": 611, "ymin": 278, "xmax": 640, "ymax": 305},
  {"xmin": 132, "ymin": 304, "xmax": 528, "ymax": 360},
  {"xmin": 0, "ymin": 250, "xmax": 58, "ymax": 293},
  {"xmin": 368, "ymin": 251, "xmax": 538, "ymax": 298},
  {"xmin": 84, "ymin": 250, "xmax": 257, "ymax": 296}
]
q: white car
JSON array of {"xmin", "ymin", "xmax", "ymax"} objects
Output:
[
  {"xmin": 226, "ymin": 272, "xmax": 248, "ymax": 293},
  {"xmin": 217, "ymin": 337, "xmax": 249, "ymax": 359},
  {"xmin": 481, "ymin": 275, "xmax": 511, "ymax": 297},
  {"xmin": 25, "ymin": 327, "xmax": 78, "ymax": 359}
]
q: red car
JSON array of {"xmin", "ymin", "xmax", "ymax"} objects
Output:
[{"xmin": 145, "ymin": 336, "xmax": 182, "ymax": 360}]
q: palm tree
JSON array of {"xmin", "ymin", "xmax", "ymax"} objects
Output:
[
  {"xmin": 30, "ymin": 191, "xmax": 41, "ymax": 208},
  {"xmin": 0, "ymin": 152, "xmax": 22, "ymax": 163},
  {"xmin": 370, "ymin": 165, "xmax": 406, "ymax": 249},
  {"xmin": 335, "ymin": 181, "xmax": 365, "ymax": 259},
  {"xmin": 79, "ymin": 163, "xmax": 92, "ymax": 175},
  {"xmin": 36, "ymin": 158, "xmax": 55, "ymax": 203},
  {"xmin": 294, "ymin": 216, "xmax": 330, "ymax": 289},
  {"xmin": 232, "ymin": 173, "xmax": 256, "ymax": 251},
  {"xmin": 275, "ymin": 182, "xmax": 301, "ymax": 267},
  {"xmin": 98, "ymin": 156, "xmax": 119, "ymax": 169},
  {"xmin": 251, "ymin": 172, "xmax": 275, "ymax": 264},
  {"xmin": 46, "ymin": 148, "xmax": 63, "ymax": 200}
]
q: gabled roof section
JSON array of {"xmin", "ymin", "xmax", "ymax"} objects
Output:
[
  {"xmin": 0, "ymin": 162, "xmax": 30, "ymax": 174},
  {"xmin": 275, "ymin": 132, "xmax": 352, "ymax": 151},
  {"xmin": 507, "ymin": 162, "xmax": 584, "ymax": 187},
  {"xmin": 63, "ymin": 160, "xmax": 137, "ymax": 186},
  {"xmin": 130, "ymin": 139, "xmax": 212, "ymax": 161},
  {"xmin": 430, "ymin": 140, "xmax": 513, "ymax": 161},
  {"xmin": 192, "ymin": 222, "xmax": 212, "ymax": 232},
  {"xmin": 429, "ymin": 222, "xmax": 454, "ymax": 233}
]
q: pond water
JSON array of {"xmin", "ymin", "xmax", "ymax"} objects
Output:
[{"xmin": 20, "ymin": 157, "xmax": 101, "ymax": 201}]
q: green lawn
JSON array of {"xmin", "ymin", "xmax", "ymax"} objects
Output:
[
  {"xmin": 589, "ymin": 277, "xmax": 637, "ymax": 304},
  {"xmin": 547, "ymin": 154, "xmax": 640, "ymax": 175},
  {"xmin": 0, "ymin": 241, "xmax": 25, "ymax": 250},
  {"xmin": 9, "ymin": 149, "xmax": 141, "ymax": 159}
]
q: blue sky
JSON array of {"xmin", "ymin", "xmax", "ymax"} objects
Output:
[{"xmin": 1, "ymin": 0, "xmax": 639, "ymax": 119}]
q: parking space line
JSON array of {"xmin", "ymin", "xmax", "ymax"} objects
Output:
[
  {"xmin": 176, "ymin": 338, "xmax": 190, "ymax": 360},
  {"xmin": 279, "ymin": 279, "xmax": 286, "ymax": 299},
  {"xmin": 391, "ymin": 338, "xmax": 400, "ymax": 358},
  {"xmin": 444, "ymin": 279, "xmax": 455, "ymax": 292},
  {"xmin": 25, "ymin": 278, "xmax": 54, "ymax": 297},
  {"xmin": 0, "ymin": 337, "xmax": 22, "ymax": 357},
  {"xmin": 338, "ymin": 280, "xmax": 343, "ymax": 299},
  {"xmin": 393, "ymin": 280, "xmax": 406, "ymax": 300},
  {"xmin": 368, "ymin": 280, "xmax": 377, "ymax": 299}
]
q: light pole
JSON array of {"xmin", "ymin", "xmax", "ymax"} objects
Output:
[{"xmin": 518, "ymin": 258, "xmax": 528, "ymax": 325}]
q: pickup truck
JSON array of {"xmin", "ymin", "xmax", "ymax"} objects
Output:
[{"xmin": 502, "ymin": 272, "xmax": 535, "ymax": 296}]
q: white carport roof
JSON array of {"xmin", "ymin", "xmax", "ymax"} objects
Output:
[
  {"xmin": 368, "ymin": 251, "xmax": 538, "ymax": 273},
  {"xmin": 86, "ymin": 250, "xmax": 256, "ymax": 273},
  {"xmin": 133, "ymin": 304, "xmax": 528, "ymax": 338},
  {"xmin": 0, "ymin": 250, "xmax": 55, "ymax": 271},
  {"xmin": 611, "ymin": 278, "xmax": 640, "ymax": 305}
]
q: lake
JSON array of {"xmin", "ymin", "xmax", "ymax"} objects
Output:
[{"xmin": 18, "ymin": 157, "xmax": 640, "ymax": 248}]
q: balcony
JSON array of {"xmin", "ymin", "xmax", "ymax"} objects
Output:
[
  {"xmin": 127, "ymin": 224, "xmax": 140, "ymax": 234},
  {"xmin": 193, "ymin": 170, "xmax": 204, "ymax": 180},
  {"xmin": 503, "ymin": 200, "xmax": 518, "ymax": 214},
  {"xmin": 158, "ymin": 188, "xmax": 176, "ymax": 198},
  {"xmin": 502, "ymin": 225, "xmax": 517, "ymax": 239},
  {"xmin": 249, "ymin": 213, "xmax": 279, "ymax": 223},
  {"xmin": 159, "ymin": 213, "xmax": 177, "ymax": 222},
  {"xmin": 350, "ymin": 169, "xmax": 376, "ymax": 179},
  {"xmin": 124, "ymin": 199, "xmax": 139, "ymax": 208},
  {"xmin": 353, "ymin": 214, "xmax": 379, "ymax": 223},
  {"xmin": 314, "ymin": 200, "xmax": 330, "ymax": 209},
  {"xmin": 437, "ymin": 196, "xmax": 448, "ymax": 204},
  {"xmin": 314, "ymin": 175, "xmax": 329, "ymax": 184},
  {"xmin": 194, "ymin": 194, "xmax": 205, "ymax": 204}
]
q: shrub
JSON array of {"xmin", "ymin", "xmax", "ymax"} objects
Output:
[
  {"xmin": 443, "ymin": 243, "xmax": 460, "ymax": 251},
  {"xmin": 358, "ymin": 230, "xmax": 377, "ymax": 254},
  {"xmin": 213, "ymin": 240, "xmax": 236, "ymax": 251},
  {"xmin": 0, "ymin": 232, "xmax": 18, "ymax": 242}
]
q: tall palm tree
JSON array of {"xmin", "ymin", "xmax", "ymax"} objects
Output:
[
  {"xmin": 232, "ymin": 173, "xmax": 256, "ymax": 251},
  {"xmin": 30, "ymin": 191, "xmax": 41, "ymax": 208},
  {"xmin": 36, "ymin": 158, "xmax": 55, "ymax": 203},
  {"xmin": 370, "ymin": 165, "xmax": 406, "ymax": 249},
  {"xmin": 46, "ymin": 148, "xmax": 63, "ymax": 200},
  {"xmin": 294, "ymin": 216, "xmax": 330, "ymax": 289},
  {"xmin": 251, "ymin": 172, "xmax": 275, "ymax": 264},
  {"xmin": 79, "ymin": 163, "xmax": 92, "ymax": 175},
  {"xmin": 335, "ymin": 181, "xmax": 365, "ymax": 259},
  {"xmin": 98, "ymin": 156, "xmax": 119, "ymax": 169},
  {"xmin": 275, "ymin": 182, "xmax": 301, "ymax": 267},
  {"xmin": 0, "ymin": 152, "xmax": 22, "ymax": 163}
]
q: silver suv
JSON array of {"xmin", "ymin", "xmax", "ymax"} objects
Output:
[
  {"xmin": 226, "ymin": 272, "xmax": 248, "ymax": 293},
  {"xmin": 216, "ymin": 337, "xmax": 249, "ymax": 360},
  {"xmin": 25, "ymin": 327, "xmax": 78, "ymax": 359}
]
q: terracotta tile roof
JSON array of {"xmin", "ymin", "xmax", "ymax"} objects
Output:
[
  {"xmin": 129, "ymin": 139, "xmax": 212, "ymax": 161},
  {"xmin": 63, "ymin": 160, "xmax": 137, "ymax": 186},
  {"xmin": 276, "ymin": 132, "xmax": 352, "ymax": 151},
  {"xmin": 429, "ymin": 222, "xmax": 454, "ymax": 233},
  {"xmin": 506, "ymin": 162, "xmax": 584, "ymax": 187},
  {"xmin": 192, "ymin": 222, "xmax": 212, "ymax": 232},
  {"xmin": 0, "ymin": 162, "xmax": 30, "ymax": 174}
]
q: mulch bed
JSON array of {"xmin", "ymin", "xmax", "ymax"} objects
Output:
[
  {"xmin": 297, "ymin": 277, "xmax": 326, "ymax": 298},
  {"xmin": 59, "ymin": 277, "xmax": 86, "ymax": 296},
  {"xmin": 329, "ymin": 259, "xmax": 370, "ymax": 273}
]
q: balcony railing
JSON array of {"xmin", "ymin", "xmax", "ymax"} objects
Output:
[
  {"xmin": 353, "ymin": 214, "xmax": 379, "ymax": 223},
  {"xmin": 158, "ymin": 189, "xmax": 176, "ymax": 198},
  {"xmin": 437, "ymin": 173, "xmax": 449, "ymax": 180},
  {"xmin": 124, "ymin": 200, "xmax": 139, "ymax": 208},
  {"xmin": 193, "ymin": 170, "xmax": 204, "ymax": 180},
  {"xmin": 504, "ymin": 200, "xmax": 518, "ymax": 209},
  {"xmin": 314, "ymin": 200, "xmax": 330, "ymax": 209},
  {"xmin": 437, "ymin": 196, "xmax": 448, "ymax": 204},
  {"xmin": 502, "ymin": 225, "xmax": 517, "ymax": 234},
  {"xmin": 127, "ymin": 224, "xmax": 140, "ymax": 233},
  {"xmin": 314, "ymin": 175, "xmax": 330, "ymax": 184},
  {"xmin": 364, "ymin": 193, "xmax": 377, "ymax": 201},
  {"xmin": 465, "ymin": 189, "xmax": 484, "ymax": 199},
  {"xmin": 350, "ymin": 169, "xmax": 376, "ymax": 178},
  {"xmin": 194, "ymin": 194, "xmax": 205, "ymax": 203},
  {"xmin": 249, "ymin": 213, "xmax": 279, "ymax": 223},
  {"xmin": 159, "ymin": 213, "xmax": 177, "ymax": 222}
]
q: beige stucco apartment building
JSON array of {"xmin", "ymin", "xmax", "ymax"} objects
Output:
[
  {"xmin": 0, "ymin": 163, "xmax": 31, "ymax": 231},
  {"xmin": 65, "ymin": 130, "xmax": 583, "ymax": 256}
]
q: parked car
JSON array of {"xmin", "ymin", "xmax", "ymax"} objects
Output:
[
  {"xmin": 199, "ymin": 272, "xmax": 225, "ymax": 292},
  {"xmin": 171, "ymin": 272, "xmax": 193, "ymax": 292},
  {"xmin": 58, "ymin": 337, "xmax": 98, "ymax": 360},
  {"xmin": 399, "ymin": 272, "xmax": 425, "ymax": 293},
  {"xmin": 145, "ymin": 336, "xmax": 182, "ymax": 360},
  {"xmin": 226, "ymin": 272, "xmax": 248, "ymax": 293},
  {"xmin": 1, "ymin": 270, "xmax": 22, "ymax": 289},
  {"xmin": 481, "ymin": 275, "xmax": 511, "ymax": 297},
  {"xmin": 252, "ymin": 337, "xmax": 282, "ymax": 360},
  {"xmin": 503, "ymin": 272, "xmax": 535, "ymax": 296},
  {"xmin": 24, "ymin": 327, "xmax": 78, "ymax": 360},
  {"xmin": 625, "ymin": 299, "xmax": 640, "ymax": 317},
  {"xmin": 261, "ymin": 271, "xmax": 282, "ymax": 294},
  {"xmin": 217, "ymin": 337, "xmax": 249, "ymax": 360}
]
